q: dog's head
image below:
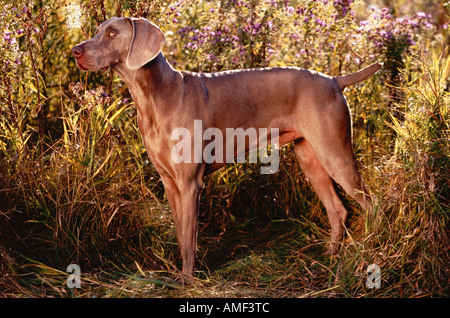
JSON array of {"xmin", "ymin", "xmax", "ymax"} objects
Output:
[{"xmin": 72, "ymin": 17, "xmax": 166, "ymax": 71}]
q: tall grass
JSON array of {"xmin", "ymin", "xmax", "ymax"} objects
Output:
[
  {"xmin": 365, "ymin": 50, "xmax": 449, "ymax": 296},
  {"xmin": 1, "ymin": 0, "xmax": 449, "ymax": 297}
]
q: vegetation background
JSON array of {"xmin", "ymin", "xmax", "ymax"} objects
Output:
[{"xmin": 0, "ymin": 0, "xmax": 448, "ymax": 297}]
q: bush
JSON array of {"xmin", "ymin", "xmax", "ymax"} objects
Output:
[{"xmin": 0, "ymin": 0, "xmax": 448, "ymax": 297}]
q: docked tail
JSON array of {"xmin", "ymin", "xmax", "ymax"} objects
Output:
[{"xmin": 335, "ymin": 63, "xmax": 382, "ymax": 90}]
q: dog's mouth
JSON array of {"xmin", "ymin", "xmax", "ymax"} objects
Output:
[
  {"xmin": 76, "ymin": 61, "xmax": 89, "ymax": 71},
  {"xmin": 76, "ymin": 60, "xmax": 109, "ymax": 72}
]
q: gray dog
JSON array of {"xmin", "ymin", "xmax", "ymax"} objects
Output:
[{"xmin": 72, "ymin": 17, "xmax": 381, "ymax": 282}]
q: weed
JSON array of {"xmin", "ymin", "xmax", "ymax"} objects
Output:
[{"xmin": 0, "ymin": 0, "xmax": 448, "ymax": 298}]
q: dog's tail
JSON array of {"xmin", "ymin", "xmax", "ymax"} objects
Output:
[{"xmin": 335, "ymin": 63, "xmax": 382, "ymax": 90}]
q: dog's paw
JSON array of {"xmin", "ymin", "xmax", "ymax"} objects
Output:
[
  {"xmin": 177, "ymin": 272, "xmax": 196, "ymax": 286},
  {"xmin": 326, "ymin": 242, "xmax": 341, "ymax": 256}
]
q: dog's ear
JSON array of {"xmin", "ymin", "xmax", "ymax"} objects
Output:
[{"xmin": 126, "ymin": 18, "xmax": 166, "ymax": 70}]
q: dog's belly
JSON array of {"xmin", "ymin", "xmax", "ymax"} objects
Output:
[
  {"xmin": 203, "ymin": 129, "xmax": 302, "ymax": 175},
  {"xmin": 278, "ymin": 130, "xmax": 302, "ymax": 146}
]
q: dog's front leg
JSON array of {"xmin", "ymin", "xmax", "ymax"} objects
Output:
[{"xmin": 161, "ymin": 176, "xmax": 201, "ymax": 283}]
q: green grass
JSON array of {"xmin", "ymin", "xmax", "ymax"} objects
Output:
[
  {"xmin": 2, "ymin": 52, "xmax": 449, "ymax": 298},
  {"xmin": 1, "ymin": 0, "xmax": 449, "ymax": 298}
]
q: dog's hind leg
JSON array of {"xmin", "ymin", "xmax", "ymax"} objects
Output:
[{"xmin": 294, "ymin": 138, "xmax": 349, "ymax": 254}]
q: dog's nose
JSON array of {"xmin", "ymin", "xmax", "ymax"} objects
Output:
[{"xmin": 72, "ymin": 46, "xmax": 84, "ymax": 58}]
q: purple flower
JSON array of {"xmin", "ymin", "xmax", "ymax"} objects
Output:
[
  {"xmin": 415, "ymin": 12, "xmax": 426, "ymax": 18},
  {"xmin": 186, "ymin": 42, "xmax": 198, "ymax": 50},
  {"xmin": 424, "ymin": 22, "xmax": 433, "ymax": 29},
  {"xmin": 380, "ymin": 30, "xmax": 393, "ymax": 40},
  {"xmin": 315, "ymin": 19, "xmax": 326, "ymax": 27},
  {"xmin": 243, "ymin": 21, "xmax": 263, "ymax": 35},
  {"xmin": 3, "ymin": 30, "xmax": 12, "ymax": 41},
  {"xmin": 405, "ymin": 37, "xmax": 415, "ymax": 45},
  {"xmin": 409, "ymin": 19, "xmax": 419, "ymax": 28},
  {"xmin": 341, "ymin": 6, "xmax": 348, "ymax": 16}
]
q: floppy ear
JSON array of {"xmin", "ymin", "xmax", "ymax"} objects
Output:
[{"xmin": 126, "ymin": 18, "xmax": 166, "ymax": 70}]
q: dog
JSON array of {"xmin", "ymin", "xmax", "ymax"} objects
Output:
[{"xmin": 72, "ymin": 17, "xmax": 381, "ymax": 282}]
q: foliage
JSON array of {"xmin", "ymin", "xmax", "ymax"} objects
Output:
[{"xmin": 0, "ymin": 0, "xmax": 449, "ymax": 297}]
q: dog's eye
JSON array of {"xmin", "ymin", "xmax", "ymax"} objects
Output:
[{"xmin": 108, "ymin": 31, "xmax": 116, "ymax": 37}]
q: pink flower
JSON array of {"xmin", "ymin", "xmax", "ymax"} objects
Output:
[
  {"xmin": 416, "ymin": 12, "xmax": 426, "ymax": 18},
  {"xmin": 286, "ymin": 6, "xmax": 294, "ymax": 14}
]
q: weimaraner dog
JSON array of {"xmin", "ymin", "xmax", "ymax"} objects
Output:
[{"xmin": 72, "ymin": 17, "xmax": 381, "ymax": 282}]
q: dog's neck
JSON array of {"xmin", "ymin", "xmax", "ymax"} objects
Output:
[{"xmin": 112, "ymin": 53, "xmax": 180, "ymax": 116}]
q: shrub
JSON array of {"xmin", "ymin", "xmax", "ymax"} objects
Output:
[{"xmin": 0, "ymin": 0, "xmax": 448, "ymax": 297}]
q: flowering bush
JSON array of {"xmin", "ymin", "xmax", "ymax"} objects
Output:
[
  {"xmin": 166, "ymin": 0, "xmax": 437, "ymax": 79},
  {"xmin": 0, "ymin": 3, "xmax": 27, "ymax": 72},
  {"xmin": 0, "ymin": 0, "xmax": 448, "ymax": 298},
  {"xmin": 357, "ymin": 7, "xmax": 437, "ymax": 88}
]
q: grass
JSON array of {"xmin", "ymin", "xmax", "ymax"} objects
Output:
[
  {"xmin": 1, "ymin": 62, "xmax": 449, "ymax": 299},
  {"xmin": 0, "ymin": 2, "xmax": 449, "ymax": 298}
]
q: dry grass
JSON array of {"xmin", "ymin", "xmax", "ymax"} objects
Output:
[{"xmin": 1, "ymin": 1, "xmax": 449, "ymax": 298}]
